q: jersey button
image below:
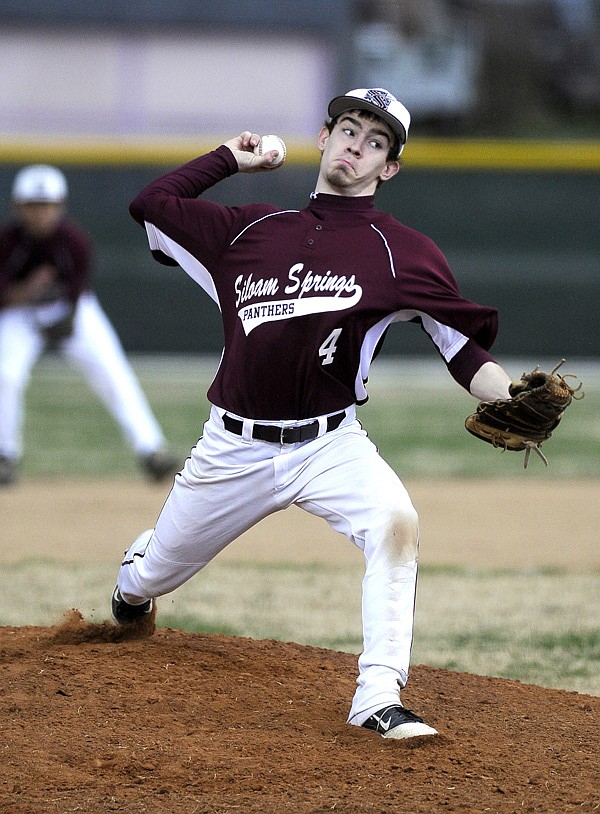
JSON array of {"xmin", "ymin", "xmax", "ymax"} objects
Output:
[
  {"xmin": 315, "ymin": 225, "xmax": 323, "ymax": 231},
  {"xmin": 307, "ymin": 238, "xmax": 314, "ymax": 245}
]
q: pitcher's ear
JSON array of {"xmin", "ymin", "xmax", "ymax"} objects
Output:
[
  {"xmin": 317, "ymin": 127, "xmax": 330, "ymax": 152},
  {"xmin": 380, "ymin": 160, "xmax": 400, "ymax": 182}
]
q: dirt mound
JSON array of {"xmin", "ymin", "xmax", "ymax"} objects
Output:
[{"xmin": 0, "ymin": 617, "xmax": 597, "ymax": 813}]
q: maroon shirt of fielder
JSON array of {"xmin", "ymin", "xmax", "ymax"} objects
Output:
[
  {"xmin": 0, "ymin": 220, "xmax": 90, "ymax": 308},
  {"xmin": 130, "ymin": 146, "xmax": 498, "ymax": 421}
]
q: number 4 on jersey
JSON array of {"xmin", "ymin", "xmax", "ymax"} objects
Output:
[{"xmin": 319, "ymin": 328, "xmax": 342, "ymax": 365}]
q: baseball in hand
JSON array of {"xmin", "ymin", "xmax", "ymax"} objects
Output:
[{"xmin": 254, "ymin": 135, "xmax": 286, "ymax": 166}]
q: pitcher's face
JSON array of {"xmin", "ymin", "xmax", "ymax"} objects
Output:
[{"xmin": 316, "ymin": 112, "xmax": 399, "ymax": 196}]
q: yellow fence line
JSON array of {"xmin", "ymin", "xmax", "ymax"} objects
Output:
[
  {"xmin": 0, "ymin": 136, "xmax": 599, "ymax": 171},
  {"xmin": 406, "ymin": 139, "xmax": 600, "ymax": 171}
]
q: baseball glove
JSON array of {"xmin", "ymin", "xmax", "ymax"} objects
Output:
[
  {"xmin": 42, "ymin": 308, "xmax": 76, "ymax": 346},
  {"xmin": 465, "ymin": 360, "xmax": 583, "ymax": 468}
]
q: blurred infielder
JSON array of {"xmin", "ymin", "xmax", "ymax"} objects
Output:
[
  {"xmin": 112, "ymin": 88, "xmax": 514, "ymax": 739},
  {"xmin": 0, "ymin": 165, "xmax": 179, "ymax": 486}
]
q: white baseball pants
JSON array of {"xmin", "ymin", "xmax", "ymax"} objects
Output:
[
  {"xmin": 0, "ymin": 292, "xmax": 165, "ymax": 460},
  {"xmin": 118, "ymin": 405, "xmax": 420, "ymax": 724}
]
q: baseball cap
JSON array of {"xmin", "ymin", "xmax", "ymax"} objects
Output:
[
  {"xmin": 11, "ymin": 165, "xmax": 68, "ymax": 203},
  {"xmin": 327, "ymin": 88, "xmax": 411, "ymax": 156}
]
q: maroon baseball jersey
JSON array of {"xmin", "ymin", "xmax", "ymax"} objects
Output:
[
  {"xmin": 0, "ymin": 219, "xmax": 91, "ymax": 307},
  {"xmin": 130, "ymin": 146, "xmax": 498, "ymax": 420}
]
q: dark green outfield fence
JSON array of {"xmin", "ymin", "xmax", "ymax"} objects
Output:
[{"xmin": 0, "ymin": 163, "xmax": 598, "ymax": 358}]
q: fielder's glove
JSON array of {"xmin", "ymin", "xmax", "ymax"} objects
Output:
[
  {"xmin": 465, "ymin": 360, "xmax": 583, "ymax": 468},
  {"xmin": 41, "ymin": 306, "xmax": 76, "ymax": 346}
]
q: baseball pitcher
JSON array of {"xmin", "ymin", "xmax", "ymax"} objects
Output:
[{"xmin": 112, "ymin": 88, "xmax": 529, "ymax": 739}]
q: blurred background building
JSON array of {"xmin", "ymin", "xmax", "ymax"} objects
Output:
[
  {"xmin": 0, "ymin": 0, "xmax": 598, "ymax": 357},
  {"xmin": 353, "ymin": 0, "xmax": 600, "ymax": 134},
  {"xmin": 0, "ymin": 0, "xmax": 598, "ymax": 141}
]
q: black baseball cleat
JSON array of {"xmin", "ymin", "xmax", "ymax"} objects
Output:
[
  {"xmin": 111, "ymin": 586, "xmax": 153, "ymax": 625},
  {"xmin": 362, "ymin": 705, "xmax": 438, "ymax": 739},
  {"xmin": 139, "ymin": 450, "xmax": 180, "ymax": 483},
  {"xmin": 0, "ymin": 455, "xmax": 17, "ymax": 486}
]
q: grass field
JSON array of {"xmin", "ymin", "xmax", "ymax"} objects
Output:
[
  {"xmin": 20, "ymin": 354, "xmax": 600, "ymax": 479},
  {"xmin": 4, "ymin": 354, "xmax": 599, "ymax": 697}
]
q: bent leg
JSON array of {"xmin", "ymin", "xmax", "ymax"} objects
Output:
[
  {"xmin": 0, "ymin": 308, "xmax": 44, "ymax": 459},
  {"xmin": 62, "ymin": 293, "xmax": 165, "ymax": 454},
  {"xmin": 292, "ymin": 426, "xmax": 419, "ymax": 724},
  {"xmin": 117, "ymin": 412, "xmax": 279, "ymax": 602}
]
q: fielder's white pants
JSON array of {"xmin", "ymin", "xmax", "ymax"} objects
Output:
[
  {"xmin": 0, "ymin": 292, "xmax": 165, "ymax": 459},
  {"xmin": 118, "ymin": 405, "xmax": 420, "ymax": 724}
]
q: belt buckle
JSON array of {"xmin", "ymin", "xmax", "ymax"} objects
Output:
[{"xmin": 280, "ymin": 419, "xmax": 319, "ymax": 444}]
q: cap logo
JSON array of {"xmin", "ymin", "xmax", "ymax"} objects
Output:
[{"xmin": 364, "ymin": 89, "xmax": 394, "ymax": 111}]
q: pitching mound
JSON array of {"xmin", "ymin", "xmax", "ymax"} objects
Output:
[{"xmin": 0, "ymin": 613, "xmax": 597, "ymax": 813}]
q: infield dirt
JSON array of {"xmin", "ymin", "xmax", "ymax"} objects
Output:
[{"xmin": 0, "ymin": 477, "xmax": 598, "ymax": 813}]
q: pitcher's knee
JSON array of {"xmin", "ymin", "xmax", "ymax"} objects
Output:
[
  {"xmin": 391, "ymin": 505, "xmax": 419, "ymax": 555},
  {"xmin": 370, "ymin": 503, "xmax": 419, "ymax": 564}
]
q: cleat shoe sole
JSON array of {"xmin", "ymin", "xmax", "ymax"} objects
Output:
[{"xmin": 382, "ymin": 720, "xmax": 438, "ymax": 739}]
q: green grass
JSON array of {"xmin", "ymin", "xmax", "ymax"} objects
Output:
[
  {"xmin": 22, "ymin": 355, "xmax": 209, "ymax": 477},
  {"xmin": 0, "ymin": 559, "xmax": 598, "ymax": 697},
  {"xmin": 359, "ymin": 365, "xmax": 598, "ymax": 478},
  {"xmin": 19, "ymin": 354, "xmax": 600, "ymax": 479}
]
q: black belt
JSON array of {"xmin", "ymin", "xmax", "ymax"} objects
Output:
[{"xmin": 222, "ymin": 411, "xmax": 346, "ymax": 444}]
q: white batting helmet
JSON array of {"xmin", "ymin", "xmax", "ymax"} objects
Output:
[{"xmin": 11, "ymin": 165, "xmax": 68, "ymax": 203}]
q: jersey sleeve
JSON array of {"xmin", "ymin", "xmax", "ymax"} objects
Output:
[
  {"xmin": 446, "ymin": 339, "xmax": 497, "ymax": 390},
  {"xmin": 129, "ymin": 146, "xmax": 281, "ymax": 305},
  {"xmin": 402, "ymin": 233, "xmax": 497, "ymax": 349},
  {"xmin": 382, "ymin": 221, "xmax": 499, "ymax": 389},
  {"xmin": 129, "ymin": 146, "xmax": 245, "ymax": 269}
]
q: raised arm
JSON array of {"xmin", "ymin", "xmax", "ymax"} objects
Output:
[{"xmin": 222, "ymin": 131, "xmax": 286, "ymax": 173}]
